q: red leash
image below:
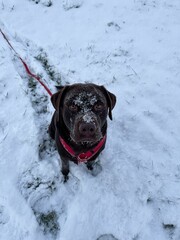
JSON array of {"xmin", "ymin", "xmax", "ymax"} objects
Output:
[{"xmin": 0, "ymin": 28, "xmax": 53, "ymax": 97}]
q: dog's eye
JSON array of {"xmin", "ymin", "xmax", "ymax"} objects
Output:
[
  {"xmin": 69, "ymin": 104, "xmax": 78, "ymax": 112},
  {"xmin": 94, "ymin": 103, "xmax": 104, "ymax": 111}
]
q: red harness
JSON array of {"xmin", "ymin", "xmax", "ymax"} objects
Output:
[{"xmin": 59, "ymin": 135, "xmax": 106, "ymax": 164}]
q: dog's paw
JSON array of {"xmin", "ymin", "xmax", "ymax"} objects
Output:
[
  {"xmin": 86, "ymin": 163, "xmax": 94, "ymax": 171},
  {"xmin": 63, "ymin": 174, "xmax": 69, "ymax": 183},
  {"xmin": 63, "ymin": 173, "xmax": 80, "ymax": 195},
  {"xmin": 87, "ymin": 160, "xmax": 102, "ymax": 176}
]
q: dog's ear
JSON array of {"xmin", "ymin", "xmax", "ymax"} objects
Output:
[
  {"xmin": 100, "ymin": 86, "xmax": 116, "ymax": 120},
  {"xmin": 51, "ymin": 86, "xmax": 69, "ymax": 110}
]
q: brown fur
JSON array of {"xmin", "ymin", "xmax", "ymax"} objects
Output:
[{"xmin": 49, "ymin": 83, "xmax": 116, "ymax": 181}]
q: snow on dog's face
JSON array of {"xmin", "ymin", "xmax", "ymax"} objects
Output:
[
  {"xmin": 63, "ymin": 85, "xmax": 108, "ymax": 144},
  {"xmin": 51, "ymin": 83, "xmax": 116, "ymax": 145}
]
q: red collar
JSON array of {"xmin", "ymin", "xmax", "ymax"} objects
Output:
[{"xmin": 59, "ymin": 135, "xmax": 106, "ymax": 164}]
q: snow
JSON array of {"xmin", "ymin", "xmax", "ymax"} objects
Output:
[
  {"xmin": 0, "ymin": 0, "xmax": 180, "ymax": 239},
  {"xmin": 73, "ymin": 92, "xmax": 97, "ymax": 107},
  {"xmin": 82, "ymin": 113, "xmax": 94, "ymax": 124}
]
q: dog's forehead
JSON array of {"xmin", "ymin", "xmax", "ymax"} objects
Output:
[
  {"xmin": 64, "ymin": 85, "xmax": 106, "ymax": 106},
  {"xmin": 73, "ymin": 92, "xmax": 97, "ymax": 106}
]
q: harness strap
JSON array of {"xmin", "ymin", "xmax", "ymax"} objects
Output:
[{"xmin": 59, "ymin": 135, "xmax": 106, "ymax": 163}]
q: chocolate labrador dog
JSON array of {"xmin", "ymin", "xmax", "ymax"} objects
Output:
[{"xmin": 49, "ymin": 83, "xmax": 116, "ymax": 181}]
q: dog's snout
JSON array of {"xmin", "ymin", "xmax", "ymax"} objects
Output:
[{"xmin": 79, "ymin": 122, "xmax": 96, "ymax": 137}]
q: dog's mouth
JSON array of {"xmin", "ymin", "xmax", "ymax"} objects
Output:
[
  {"xmin": 70, "ymin": 135, "xmax": 102, "ymax": 146},
  {"xmin": 80, "ymin": 140, "xmax": 95, "ymax": 146},
  {"xmin": 80, "ymin": 136, "xmax": 102, "ymax": 145}
]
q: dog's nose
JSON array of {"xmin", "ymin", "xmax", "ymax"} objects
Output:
[{"xmin": 79, "ymin": 122, "xmax": 96, "ymax": 137}]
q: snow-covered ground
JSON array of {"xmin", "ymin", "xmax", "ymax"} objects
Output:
[{"xmin": 0, "ymin": 0, "xmax": 180, "ymax": 239}]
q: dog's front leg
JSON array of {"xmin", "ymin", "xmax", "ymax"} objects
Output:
[
  {"xmin": 86, "ymin": 161, "xmax": 94, "ymax": 170},
  {"xmin": 48, "ymin": 113, "xmax": 56, "ymax": 140},
  {"xmin": 60, "ymin": 157, "xmax": 69, "ymax": 182}
]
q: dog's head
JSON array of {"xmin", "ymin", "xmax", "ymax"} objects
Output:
[{"xmin": 51, "ymin": 83, "xmax": 116, "ymax": 145}]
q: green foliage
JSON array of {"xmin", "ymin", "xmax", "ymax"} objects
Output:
[
  {"xmin": 35, "ymin": 48, "xmax": 61, "ymax": 84},
  {"xmin": 36, "ymin": 210, "xmax": 60, "ymax": 236}
]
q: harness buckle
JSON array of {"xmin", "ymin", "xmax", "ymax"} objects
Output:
[{"xmin": 77, "ymin": 153, "xmax": 89, "ymax": 163}]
